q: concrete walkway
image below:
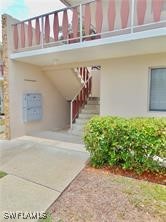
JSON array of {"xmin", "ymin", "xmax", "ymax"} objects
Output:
[
  {"xmin": 29, "ymin": 130, "xmax": 83, "ymax": 144},
  {"xmin": 0, "ymin": 136, "xmax": 89, "ymax": 222}
]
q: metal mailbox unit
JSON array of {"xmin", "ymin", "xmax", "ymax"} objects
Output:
[{"xmin": 23, "ymin": 93, "xmax": 42, "ymax": 123}]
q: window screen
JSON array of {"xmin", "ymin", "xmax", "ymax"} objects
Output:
[{"xmin": 150, "ymin": 68, "xmax": 166, "ymax": 111}]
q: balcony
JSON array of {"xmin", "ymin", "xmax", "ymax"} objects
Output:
[{"xmin": 11, "ymin": 0, "xmax": 166, "ymax": 65}]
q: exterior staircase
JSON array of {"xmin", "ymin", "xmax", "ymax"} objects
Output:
[{"xmin": 70, "ymin": 97, "xmax": 100, "ymax": 136}]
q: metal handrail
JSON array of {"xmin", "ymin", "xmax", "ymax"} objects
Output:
[{"xmin": 71, "ymin": 72, "xmax": 91, "ymax": 104}]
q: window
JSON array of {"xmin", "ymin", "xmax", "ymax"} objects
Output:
[{"xmin": 149, "ymin": 68, "xmax": 166, "ymax": 111}]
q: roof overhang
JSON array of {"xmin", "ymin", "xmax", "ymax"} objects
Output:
[
  {"xmin": 60, "ymin": 0, "xmax": 89, "ymax": 7},
  {"xmin": 10, "ymin": 28, "xmax": 166, "ymax": 67},
  {"xmin": 60, "ymin": 0, "xmax": 71, "ymax": 6}
]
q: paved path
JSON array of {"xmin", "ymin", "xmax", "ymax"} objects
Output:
[
  {"xmin": 29, "ymin": 130, "xmax": 83, "ymax": 144},
  {"xmin": 0, "ymin": 136, "xmax": 89, "ymax": 222}
]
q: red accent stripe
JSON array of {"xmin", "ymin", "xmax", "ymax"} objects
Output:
[
  {"xmin": 84, "ymin": 3, "xmax": 91, "ymax": 35},
  {"xmin": 72, "ymin": 7, "xmax": 79, "ymax": 38},
  {"xmin": 108, "ymin": 0, "xmax": 116, "ymax": 31},
  {"xmin": 137, "ymin": 0, "xmax": 147, "ymax": 25},
  {"xmin": 53, "ymin": 13, "xmax": 59, "ymax": 41},
  {"xmin": 62, "ymin": 10, "xmax": 69, "ymax": 40},
  {"xmin": 45, "ymin": 15, "xmax": 50, "ymax": 43},
  {"xmin": 35, "ymin": 17, "xmax": 40, "ymax": 44},
  {"xmin": 152, "ymin": 0, "xmax": 163, "ymax": 22},
  {"xmin": 21, "ymin": 22, "xmax": 25, "ymax": 48},
  {"xmin": 121, "ymin": 0, "xmax": 130, "ymax": 29},
  {"xmin": 28, "ymin": 20, "xmax": 33, "ymax": 47},
  {"xmin": 96, "ymin": 0, "xmax": 103, "ymax": 33},
  {"xmin": 13, "ymin": 24, "xmax": 19, "ymax": 49}
]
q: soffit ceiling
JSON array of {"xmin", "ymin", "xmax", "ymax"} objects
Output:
[
  {"xmin": 60, "ymin": 0, "xmax": 90, "ymax": 7},
  {"xmin": 11, "ymin": 35, "xmax": 166, "ymax": 67}
]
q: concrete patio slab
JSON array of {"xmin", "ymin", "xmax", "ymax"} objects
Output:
[
  {"xmin": 0, "ymin": 137, "xmax": 89, "ymax": 192},
  {"xmin": 0, "ymin": 136, "xmax": 89, "ymax": 222},
  {"xmin": 0, "ymin": 175, "xmax": 60, "ymax": 222},
  {"xmin": 30, "ymin": 130, "xmax": 83, "ymax": 144},
  {"xmin": 21, "ymin": 136, "xmax": 86, "ymax": 152},
  {"xmin": 0, "ymin": 139, "xmax": 36, "ymax": 166}
]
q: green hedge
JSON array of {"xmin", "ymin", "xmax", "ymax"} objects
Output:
[{"xmin": 84, "ymin": 116, "xmax": 166, "ymax": 174}]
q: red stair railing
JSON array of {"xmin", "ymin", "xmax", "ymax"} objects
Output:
[{"xmin": 70, "ymin": 67, "xmax": 92, "ymax": 129}]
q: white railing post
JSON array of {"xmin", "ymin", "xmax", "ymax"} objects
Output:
[
  {"xmin": 41, "ymin": 16, "xmax": 44, "ymax": 48},
  {"xmin": 131, "ymin": 0, "xmax": 135, "ymax": 33},
  {"xmin": 70, "ymin": 101, "xmax": 73, "ymax": 129},
  {"xmin": 79, "ymin": 4, "xmax": 83, "ymax": 42}
]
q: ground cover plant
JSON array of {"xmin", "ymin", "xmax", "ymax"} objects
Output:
[{"xmin": 84, "ymin": 116, "xmax": 166, "ymax": 174}]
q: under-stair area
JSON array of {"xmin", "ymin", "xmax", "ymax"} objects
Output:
[
  {"xmin": 28, "ymin": 66, "xmax": 100, "ymax": 144},
  {"xmin": 70, "ymin": 97, "xmax": 100, "ymax": 136},
  {"xmin": 30, "ymin": 97, "xmax": 100, "ymax": 144}
]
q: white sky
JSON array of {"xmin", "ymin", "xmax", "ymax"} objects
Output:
[{"xmin": 24, "ymin": 0, "xmax": 65, "ymax": 18}]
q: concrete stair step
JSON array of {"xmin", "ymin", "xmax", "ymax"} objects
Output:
[
  {"xmin": 70, "ymin": 97, "xmax": 100, "ymax": 136},
  {"xmin": 76, "ymin": 118, "xmax": 89, "ymax": 124},
  {"xmin": 81, "ymin": 109, "xmax": 99, "ymax": 114},
  {"xmin": 84, "ymin": 104, "xmax": 100, "ymax": 111},
  {"xmin": 87, "ymin": 100, "xmax": 100, "ymax": 105},
  {"xmin": 79, "ymin": 113, "xmax": 95, "ymax": 119},
  {"xmin": 89, "ymin": 97, "xmax": 100, "ymax": 101}
]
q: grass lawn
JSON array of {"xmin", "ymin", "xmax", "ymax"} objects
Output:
[
  {"xmin": 0, "ymin": 171, "xmax": 7, "ymax": 179},
  {"xmin": 48, "ymin": 167, "xmax": 166, "ymax": 222}
]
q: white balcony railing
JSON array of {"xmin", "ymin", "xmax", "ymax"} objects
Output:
[{"xmin": 12, "ymin": 0, "xmax": 166, "ymax": 52}]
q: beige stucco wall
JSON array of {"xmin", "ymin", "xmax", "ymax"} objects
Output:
[
  {"xmin": 45, "ymin": 68, "xmax": 82, "ymax": 100},
  {"xmin": 8, "ymin": 61, "xmax": 69, "ymax": 138},
  {"xmin": 3, "ymin": 15, "xmax": 69, "ymax": 139},
  {"xmin": 91, "ymin": 69, "xmax": 100, "ymax": 98},
  {"xmin": 100, "ymin": 53, "xmax": 166, "ymax": 117}
]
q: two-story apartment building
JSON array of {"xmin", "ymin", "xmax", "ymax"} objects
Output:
[{"xmin": 2, "ymin": 0, "xmax": 166, "ymax": 139}]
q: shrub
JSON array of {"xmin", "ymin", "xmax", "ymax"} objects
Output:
[{"xmin": 84, "ymin": 116, "xmax": 166, "ymax": 174}]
